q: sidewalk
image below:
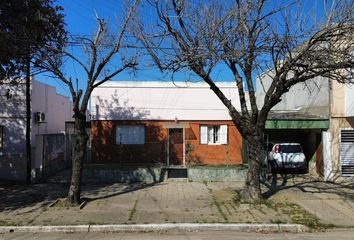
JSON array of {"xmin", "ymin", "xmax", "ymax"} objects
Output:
[
  {"xmin": 0, "ymin": 173, "xmax": 354, "ymax": 229},
  {"xmin": 266, "ymin": 175, "xmax": 354, "ymax": 226}
]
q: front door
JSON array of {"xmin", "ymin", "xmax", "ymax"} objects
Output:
[{"xmin": 169, "ymin": 128, "xmax": 184, "ymax": 165}]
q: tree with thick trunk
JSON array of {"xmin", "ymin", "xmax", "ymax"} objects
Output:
[
  {"xmin": 38, "ymin": 0, "xmax": 139, "ymax": 204},
  {"xmin": 136, "ymin": 0, "xmax": 354, "ymax": 201},
  {"xmin": 0, "ymin": 0, "xmax": 67, "ymax": 183}
]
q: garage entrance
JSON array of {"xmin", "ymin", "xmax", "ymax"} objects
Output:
[{"xmin": 264, "ymin": 119, "xmax": 329, "ymax": 175}]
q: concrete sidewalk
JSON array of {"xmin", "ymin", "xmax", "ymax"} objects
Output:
[
  {"xmin": 0, "ymin": 174, "xmax": 354, "ymax": 229},
  {"xmin": 266, "ymin": 176, "xmax": 354, "ymax": 226}
]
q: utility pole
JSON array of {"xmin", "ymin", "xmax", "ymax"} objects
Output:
[{"xmin": 26, "ymin": 56, "xmax": 31, "ymax": 184}]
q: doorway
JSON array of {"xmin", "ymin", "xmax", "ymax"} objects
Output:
[{"xmin": 168, "ymin": 128, "xmax": 184, "ymax": 166}]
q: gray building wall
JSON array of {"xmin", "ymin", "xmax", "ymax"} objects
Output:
[
  {"xmin": 0, "ymin": 80, "xmax": 27, "ymax": 181},
  {"xmin": 256, "ymin": 72, "xmax": 330, "ymax": 118}
]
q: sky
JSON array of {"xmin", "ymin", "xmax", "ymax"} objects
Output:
[{"xmin": 35, "ymin": 0, "xmax": 335, "ymax": 98}]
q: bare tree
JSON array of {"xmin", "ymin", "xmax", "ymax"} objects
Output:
[
  {"xmin": 135, "ymin": 0, "xmax": 354, "ymax": 201},
  {"xmin": 38, "ymin": 0, "xmax": 139, "ymax": 204}
]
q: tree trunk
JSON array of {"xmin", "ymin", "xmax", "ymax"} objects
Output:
[
  {"xmin": 242, "ymin": 127, "xmax": 263, "ymax": 202},
  {"xmin": 67, "ymin": 113, "xmax": 88, "ymax": 204}
]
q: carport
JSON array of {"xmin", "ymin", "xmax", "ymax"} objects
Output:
[{"xmin": 264, "ymin": 115, "xmax": 329, "ymax": 175}]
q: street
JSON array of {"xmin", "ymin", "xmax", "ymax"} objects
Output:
[{"xmin": 1, "ymin": 230, "xmax": 354, "ymax": 240}]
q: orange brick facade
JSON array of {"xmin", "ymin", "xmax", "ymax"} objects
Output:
[{"xmin": 91, "ymin": 120, "xmax": 243, "ymax": 166}]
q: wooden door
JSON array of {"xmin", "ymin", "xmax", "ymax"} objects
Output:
[{"xmin": 169, "ymin": 128, "xmax": 184, "ymax": 165}]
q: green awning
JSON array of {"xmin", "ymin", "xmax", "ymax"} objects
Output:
[{"xmin": 265, "ymin": 119, "xmax": 329, "ymax": 129}]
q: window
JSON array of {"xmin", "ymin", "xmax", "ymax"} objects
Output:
[
  {"xmin": 340, "ymin": 129, "xmax": 354, "ymax": 176},
  {"xmin": 200, "ymin": 125, "xmax": 227, "ymax": 145},
  {"xmin": 0, "ymin": 126, "xmax": 3, "ymax": 149},
  {"xmin": 116, "ymin": 125, "xmax": 145, "ymax": 145}
]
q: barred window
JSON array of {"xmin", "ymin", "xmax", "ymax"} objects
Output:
[{"xmin": 116, "ymin": 125, "xmax": 145, "ymax": 145}]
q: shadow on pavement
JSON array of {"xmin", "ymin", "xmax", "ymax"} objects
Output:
[
  {"xmin": 0, "ymin": 176, "xmax": 164, "ymax": 212},
  {"xmin": 261, "ymin": 172, "xmax": 354, "ymax": 201}
]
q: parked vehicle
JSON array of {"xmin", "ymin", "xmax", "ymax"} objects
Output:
[{"xmin": 267, "ymin": 143, "xmax": 307, "ymax": 173}]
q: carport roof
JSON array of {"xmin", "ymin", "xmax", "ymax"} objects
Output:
[{"xmin": 266, "ymin": 112, "xmax": 329, "ymax": 129}]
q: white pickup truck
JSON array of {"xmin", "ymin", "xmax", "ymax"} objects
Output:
[{"xmin": 267, "ymin": 143, "xmax": 308, "ymax": 173}]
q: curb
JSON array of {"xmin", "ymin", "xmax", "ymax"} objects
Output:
[{"xmin": 0, "ymin": 223, "xmax": 308, "ymax": 233}]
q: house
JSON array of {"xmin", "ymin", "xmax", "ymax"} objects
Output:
[
  {"xmin": 90, "ymin": 81, "xmax": 244, "ymax": 168},
  {"xmin": 0, "ymin": 78, "xmax": 73, "ymax": 181},
  {"xmin": 328, "ymin": 80, "xmax": 354, "ymax": 179},
  {"xmin": 256, "ymin": 74, "xmax": 329, "ymax": 175},
  {"xmin": 256, "ymin": 72, "xmax": 354, "ymax": 180}
]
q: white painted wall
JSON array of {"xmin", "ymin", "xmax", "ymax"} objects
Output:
[
  {"xmin": 91, "ymin": 81, "xmax": 241, "ymax": 121},
  {"xmin": 31, "ymin": 80, "xmax": 73, "ymax": 144},
  {"xmin": 345, "ymin": 83, "xmax": 354, "ymax": 117}
]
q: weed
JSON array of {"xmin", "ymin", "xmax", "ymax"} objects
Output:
[
  {"xmin": 53, "ymin": 198, "xmax": 78, "ymax": 208},
  {"xmin": 270, "ymin": 219, "xmax": 287, "ymax": 224},
  {"xmin": 88, "ymin": 221, "xmax": 100, "ymax": 225},
  {"xmin": 207, "ymin": 186, "xmax": 228, "ymax": 222},
  {"xmin": 224, "ymin": 204, "xmax": 232, "ymax": 215},
  {"xmin": 273, "ymin": 202, "xmax": 330, "ymax": 229},
  {"xmin": 26, "ymin": 218, "xmax": 35, "ymax": 225},
  {"xmin": 128, "ymin": 198, "xmax": 139, "ymax": 222},
  {"xmin": 0, "ymin": 219, "xmax": 17, "ymax": 226}
]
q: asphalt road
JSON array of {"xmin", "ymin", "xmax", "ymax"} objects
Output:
[{"xmin": 1, "ymin": 230, "xmax": 354, "ymax": 240}]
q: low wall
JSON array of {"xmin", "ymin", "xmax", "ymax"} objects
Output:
[
  {"xmin": 81, "ymin": 165, "xmax": 247, "ymax": 183},
  {"xmin": 83, "ymin": 165, "xmax": 166, "ymax": 183},
  {"xmin": 188, "ymin": 167, "xmax": 247, "ymax": 182}
]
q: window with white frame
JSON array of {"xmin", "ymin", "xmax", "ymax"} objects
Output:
[
  {"xmin": 200, "ymin": 125, "xmax": 227, "ymax": 145},
  {"xmin": 0, "ymin": 126, "xmax": 3, "ymax": 148},
  {"xmin": 116, "ymin": 125, "xmax": 145, "ymax": 145}
]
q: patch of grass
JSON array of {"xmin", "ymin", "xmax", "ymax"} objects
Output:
[
  {"xmin": 87, "ymin": 221, "xmax": 103, "ymax": 225},
  {"xmin": 42, "ymin": 218, "xmax": 53, "ymax": 225},
  {"xmin": 53, "ymin": 199, "xmax": 78, "ymax": 208},
  {"xmin": 128, "ymin": 198, "xmax": 139, "ymax": 222},
  {"xmin": 233, "ymin": 190, "xmax": 242, "ymax": 205},
  {"xmin": 224, "ymin": 204, "xmax": 232, "ymax": 215},
  {"xmin": 270, "ymin": 219, "xmax": 287, "ymax": 224},
  {"xmin": 207, "ymin": 187, "xmax": 228, "ymax": 222},
  {"xmin": 273, "ymin": 202, "xmax": 330, "ymax": 229},
  {"xmin": 26, "ymin": 218, "xmax": 35, "ymax": 225},
  {"xmin": 0, "ymin": 219, "xmax": 17, "ymax": 226}
]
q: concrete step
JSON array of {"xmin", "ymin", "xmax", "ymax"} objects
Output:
[{"xmin": 166, "ymin": 178, "xmax": 189, "ymax": 182}]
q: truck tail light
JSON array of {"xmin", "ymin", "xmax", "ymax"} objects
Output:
[{"xmin": 274, "ymin": 145, "xmax": 280, "ymax": 153}]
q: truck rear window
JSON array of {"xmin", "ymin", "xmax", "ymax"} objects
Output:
[{"xmin": 280, "ymin": 145, "xmax": 302, "ymax": 153}]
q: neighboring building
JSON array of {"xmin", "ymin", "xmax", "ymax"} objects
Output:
[
  {"xmin": 329, "ymin": 80, "xmax": 354, "ymax": 179},
  {"xmin": 256, "ymin": 72, "xmax": 354, "ymax": 180},
  {"xmin": 256, "ymin": 74, "xmax": 329, "ymax": 176},
  {"xmin": 90, "ymin": 81, "xmax": 244, "ymax": 167},
  {"xmin": 0, "ymin": 78, "xmax": 73, "ymax": 181}
]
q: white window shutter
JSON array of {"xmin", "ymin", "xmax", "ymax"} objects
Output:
[
  {"xmin": 220, "ymin": 125, "xmax": 228, "ymax": 144},
  {"xmin": 200, "ymin": 126, "xmax": 208, "ymax": 144}
]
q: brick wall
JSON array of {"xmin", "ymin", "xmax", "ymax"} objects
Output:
[
  {"xmin": 185, "ymin": 121, "xmax": 243, "ymax": 165},
  {"xmin": 91, "ymin": 120, "xmax": 243, "ymax": 166}
]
